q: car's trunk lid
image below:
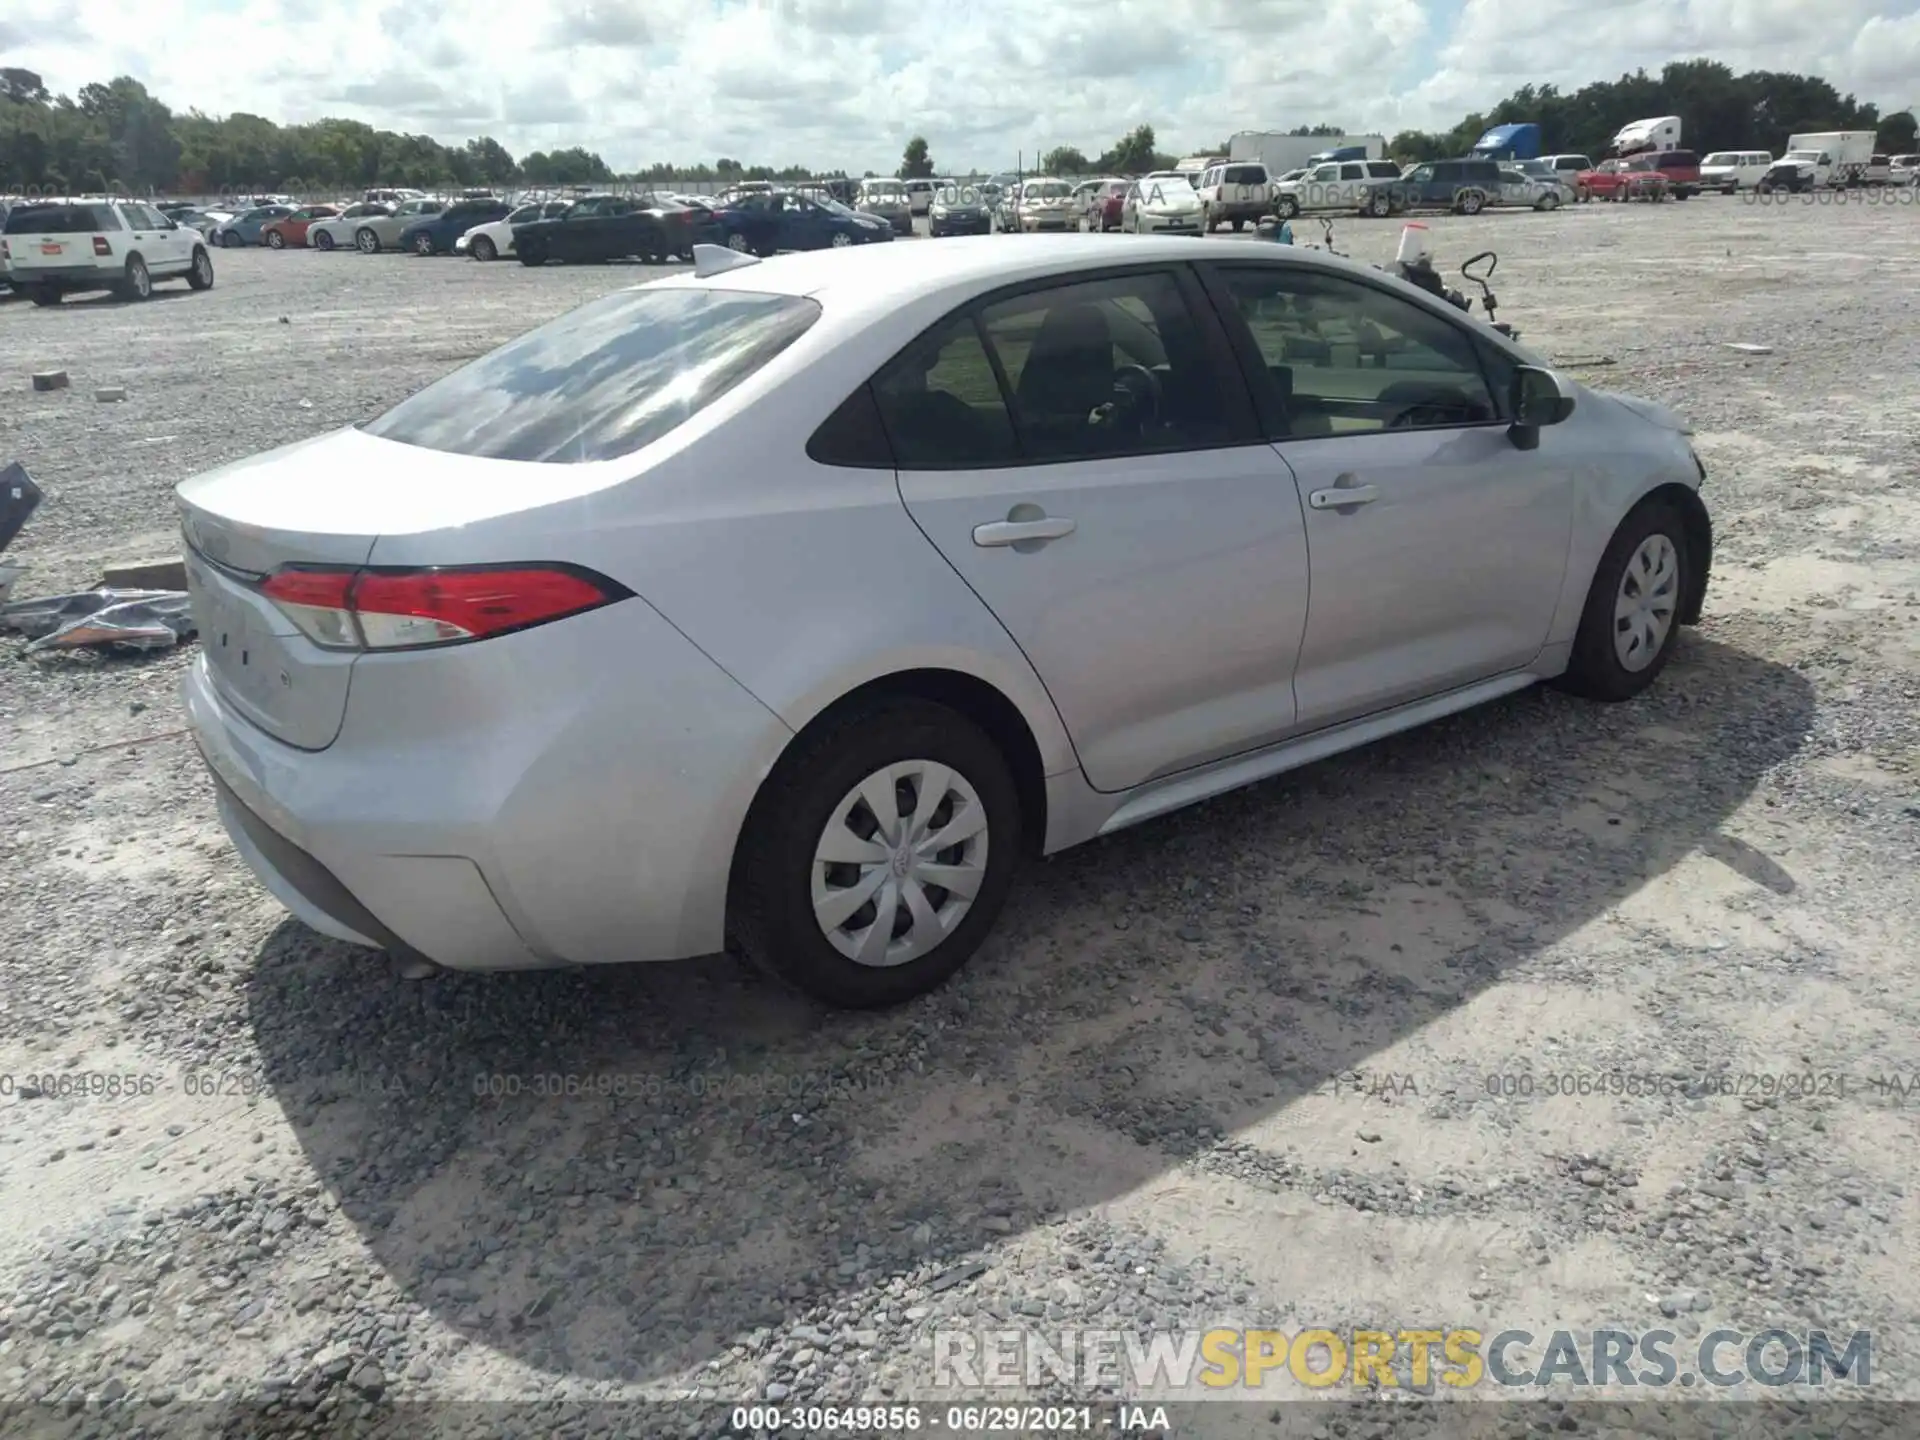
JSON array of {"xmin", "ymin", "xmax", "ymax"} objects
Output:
[{"xmin": 177, "ymin": 426, "xmax": 595, "ymax": 750}]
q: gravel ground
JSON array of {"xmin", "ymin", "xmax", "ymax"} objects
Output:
[{"xmin": 2, "ymin": 196, "xmax": 1918, "ymax": 1437}]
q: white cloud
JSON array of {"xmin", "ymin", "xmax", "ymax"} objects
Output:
[{"xmin": 9, "ymin": 0, "xmax": 1915, "ymax": 173}]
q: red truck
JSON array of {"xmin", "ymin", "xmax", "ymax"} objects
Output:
[{"xmin": 1579, "ymin": 157, "xmax": 1672, "ymax": 202}]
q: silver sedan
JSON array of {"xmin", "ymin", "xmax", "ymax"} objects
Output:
[{"xmin": 179, "ymin": 235, "xmax": 1711, "ymax": 1008}]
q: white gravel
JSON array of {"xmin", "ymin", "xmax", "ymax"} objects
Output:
[{"xmin": 1, "ymin": 197, "xmax": 1917, "ymax": 1436}]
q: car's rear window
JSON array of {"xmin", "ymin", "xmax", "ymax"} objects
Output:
[
  {"xmin": 3, "ymin": 204, "xmax": 119, "ymax": 234},
  {"xmin": 361, "ymin": 286, "xmax": 822, "ymax": 464},
  {"xmin": 1223, "ymin": 165, "xmax": 1266, "ymax": 184}
]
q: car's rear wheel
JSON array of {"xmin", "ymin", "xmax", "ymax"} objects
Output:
[
  {"xmin": 725, "ymin": 231, "xmax": 752, "ymax": 253},
  {"xmin": 186, "ymin": 248, "xmax": 214, "ymax": 291},
  {"xmin": 1457, "ymin": 189, "xmax": 1485, "ymax": 215},
  {"xmin": 471, "ymin": 235, "xmax": 497, "ymax": 262},
  {"xmin": 730, "ymin": 699, "xmax": 1021, "ymax": 1009},
  {"xmin": 1364, "ymin": 190, "xmax": 1391, "ymax": 217},
  {"xmin": 412, "ymin": 231, "xmax": 435, "ymax": 255},
  {"xmin": 355, "ymin": 228, "xmax": 379, "ymax": 253},
  {"xmin": 1231, "ymin": 216, "xmax": 1246, "ymax": 231},
  {"xmin": 1536, "ymin": 192, "xmax": 1560, "ymax": 210},
  {"xmin": 119, "ymin": 256, "xmax": 152, "ymax": 301},
  {"xmin": 1556, "ymin": 500, "xmax": 1690, "ymax": 702},
  {"xmin": 267, "ymin": 230, "xmax": 285, "ymax": 249},
  {"xmin": 314, "ymin": 230, "xmax": 335, "ymax": 251}
]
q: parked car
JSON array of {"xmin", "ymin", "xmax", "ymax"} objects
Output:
[
  {"xmin": 904, "ymin": 179, "xmax": 937, "ymax": 216},
  {"xmin": 1538, "ymin": 154, "xmax": 1594, "ymax": 195},
  {"xmin": 1075, "ymin": 180, "xmax": 1131, "ymax": 232},
  {"xmin": 365, "ymin": 188, "xmax": 426, "ymax": 206},
  {"xmin": 1862, "ymin": 154, "xmax": 1892, "ymax": 186},
  {"xmin": 212, "ymin": 204, "xmax": 296, "ymax": 247},
  {"xmin": 3, "ymin": 198, "xmax": 214, "ymax": 304},
  {"xmin": 1195, "ymin": 160, "xmax": 1273, "ymax": 231},
  {"xmin": 400, "ymin": 197, "xmax": 515, "ymax": 256},
  {"xmin": 167, "ymin": 206, "xmax": 233, "ymax": 239},
  {"xmin": 1382, "ymin": 158, "xmax": 1499, "ymax": 214},
  {"xmin": 856, "ymin": 180, "xmax": 914, "ymax": 234},
  {"xmin": 1579, "ymin": 157, "xmax": 1670, "ymax": 202},
  {"xmin": 305, "ymin": 203, "xmax": 394, "ymax": 251},
  {"xmin": 1756, "ymin": 149, "xmax": 1837, "ymax": 193},
  {"xmin": 456, "ymin": 200, "xmax": 572, "ymax": 260},
  {"xmin": 1512, "ymin": 160, "xmax": 1578, "ymax": 204},
  {"xmin": 928, "ymin": 187, "xmax": 993, "ymax": 237},
  {"xmin": 1698, "ymin": 151, "xmax": 1772, "ymax": 193},
  {"xmin": 176, "ymin": 234, "xmax": 1713, "ymax": 1007},
  {"xmin": 1272, "ymin": 159, "xmax": 1403, "ymax": 218},
  {"xmin": 514, "ymin": 194, "xmax": 719, "ymax": 266},
  {"xmin": 261, "ymin": 205, "xmax": 341, "ymax": 249},
  {"xmin": 1891, "ymin": 155, "xmax": 1920, "ymax": 185},
  {"xmin": 1495, "ymin": 167, "xmax": 1568, "ymax": 209},
  {"xmin": 706, "ymin": 190, "xmax": 892, "ymax": 256},
  {"xmin": 1120, "ymin": 174, "xmax": 1204, "ymax": 232},
  {"xmin": 1645, "ymin": 150, "xmax": 1701, "ymax": 198},
  {"xmin": 1012, "ymin": 178, "xmax": 1077, "ymax": 231},
  {"xmin": 345, "ymin": 198, "xmax": 446, "ymax": 253}
]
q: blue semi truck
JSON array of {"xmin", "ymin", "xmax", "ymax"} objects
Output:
[{"xmin": 1470, "ymin": 123, "xmax": 1542, "ymax": 161}]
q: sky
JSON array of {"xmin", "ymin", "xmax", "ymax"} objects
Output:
[{"xmin": 6, "ymin": 0, "xmax": 1918, "ymax": 174}]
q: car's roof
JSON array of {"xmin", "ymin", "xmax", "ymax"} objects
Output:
[{"xmin": 647, "ymin": 233, "xmax": 1387, "ymax": 309}]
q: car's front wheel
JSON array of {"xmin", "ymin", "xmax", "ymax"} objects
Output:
[
  {"xmin": 1557, "ymin": 500, "xmax": 1690, "ymax": 702},
  {"xmin": 314, "ymin": 229, "xmax": 335, "ymax": 250},
  {"xmin": 730, "ymin": 699, "xmax": 1022, "ymax": 1009},
  {"xmin": 830, "ymin": 231, "xmax": 852, "ymax": 247},
  {"xmin": 1274, "ymin": 195, "xmax": 1299, "ymax": 219},
  {"xmin": 355, "ymin": 228, "xmax": 379, "ymax": 253},
  {"xmin": 412, "ymin": 232, "xmax": 435, "ymax": 256},
  {"xmin": 266, "ymin": 230, "xmax": 285, "ymax": 249},
  {"xmin": 471, "ymin": 235, "xmax": 497, "ymax": 262},
  {"xmin": 220, "ymin": 231, "xmax": 242, "ymax": 248}
]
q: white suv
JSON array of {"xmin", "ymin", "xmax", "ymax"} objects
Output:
[
  {"xmin": 1, "ymin": 197, "xmax": 213, "ymax": 306},
  {"xmin": 1195, "ymin": 161, "xmax": 1272, "ymax": 231}
]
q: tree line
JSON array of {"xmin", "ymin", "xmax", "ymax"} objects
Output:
[{"xmin": 3, "ymin": 59, "xmax": 1913, "ymax": 198}]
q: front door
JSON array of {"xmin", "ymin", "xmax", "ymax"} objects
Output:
[
  {"xmin": 1201, "ymin": 261, "xmax": 1576, "ymax": 731},
  {"xmin": 878, "ymin": 266, "xmax": 1311, "ymax": 793}
]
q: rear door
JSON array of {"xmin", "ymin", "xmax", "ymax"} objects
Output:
[{"xmin": 884, "ymin": 265, "xmax": 1312, "ymax": 792}]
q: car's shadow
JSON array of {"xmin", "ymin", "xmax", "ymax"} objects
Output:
[{"xmin": 245, "ymin": 635, "xmax": 1812, "ymax": 1384}]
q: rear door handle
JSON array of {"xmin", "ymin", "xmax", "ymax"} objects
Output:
[
  {"xmin": 1307, "ymin": 483, "xmax": 1379, "ymax": 510},
  {"xmin": 973, "ymin": 516, "xmax": 1076, "ymax": 546}
]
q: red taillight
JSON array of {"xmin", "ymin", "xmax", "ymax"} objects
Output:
[
  {"xmin": 259, "ymin": 564, "xmax": 626, "ymax": 651},
  {"xmin": 92, "ymin": 235, "xmax": 111, "ymax": 256}
]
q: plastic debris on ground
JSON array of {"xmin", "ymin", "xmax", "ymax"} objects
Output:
[
  {"xmin": 0, "ymin": 461, "xmax": 41, "ymax": 556},
  {"xmin": 2, "ymin": 589, "xmax": 197, "ymax": 655}
]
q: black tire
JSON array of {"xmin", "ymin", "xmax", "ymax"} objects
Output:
[
  {"xmin": 1556, "ymin": 500, "xmax": 1690, "ymax": 702},
  {"xmin": 267, "ymin": 230, "xmax": 285, "ymax": 248},
  {"xmin": 1231, "ymin": 216, "xmax": 1245, "ymax": 231},
  {"xmin": 221, "ymin": 231, "xmax": 242, "ymax": 248},
  {"xmin": 1457, "ymin": 189, "xmax": 1485, "ymax": 215},
  {"xmin": 118, "ymin": 256, "xmax": 152, "ymax": 301},
  {"xmin": 355, "ymin": 227, "xmax": 379, "ymax": 254},
  {"xmin": 28, "ymin": 286, "xmax": 61, "ymax": 307},
  {"xmin": 412, "ymin": 232, "xmax": 435, "ymax": 256},
  {"xmin": 1364, "ymin": 190, "xmax": 1391, "ymax": 218},
  {"xmin": 1275, "ymin": 196, "xmax": 1299, "ymax": 219},
  {"xmin": 186, "ymin": 247, "xmax": 214, "ymax": 290},
  {"xmin": 729, "ymin": 698, "xmax": 1022, "ymax": 1009},
  {"xmin": 471, "ymin": 235, "xmax": 497, "ymax": 262},
  {"xmin": 314, "ymin": 230, "xmax": 336, "ymax": 251},
  {"xmin": 517, "ymin": 244, "xmax": 545, "ymax": 267}
]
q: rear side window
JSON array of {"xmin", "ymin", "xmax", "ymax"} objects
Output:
[
  {"xmin": 4, "ymin": 204, "xmax": 118, "ymax": 233},
  {"xmin": 1366, "ymin": 162, "xmax": 1400, "ymax": 177},
  {"xmin": 362, "ymin": 287, "xmax": 822, "ymax": 463}
]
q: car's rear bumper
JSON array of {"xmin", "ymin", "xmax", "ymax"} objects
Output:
[
  {"xmin": 183, "ymin": 597, "xmax": 795, "ymax": 972},
  {"xmin": 1207, "ymin": 200, "xmax": 1268, "ymax": 221},
  {"xmin": 8, "ymin": 264, "xmax": 113, "ymax": 286}
]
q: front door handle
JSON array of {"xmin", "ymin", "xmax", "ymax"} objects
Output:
[
  {"xmin": 973, "ymin": 516, "xmax": 1076, "ymax": 547},
  {"xmin": 1307, "ymin": 481, "xmax": 1379, "ymax": 510}
]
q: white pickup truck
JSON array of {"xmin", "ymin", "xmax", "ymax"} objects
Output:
[{"xmin": 1759, "ymin": 132, "xmax": 1877, "ymax": 190}]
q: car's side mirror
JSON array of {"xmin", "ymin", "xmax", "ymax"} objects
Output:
[{"xmin": 1509, "ymin": 366, "xmax": 1575, "ymax": 449}]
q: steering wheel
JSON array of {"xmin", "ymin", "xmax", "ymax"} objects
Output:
[
  {"xmin": 1105, "ymin": 363, "xmax": 1164, "ymax": 429},
  {"xmin": 1385, "ymin": 401, "xmax": 1459, "ymax": 430}
]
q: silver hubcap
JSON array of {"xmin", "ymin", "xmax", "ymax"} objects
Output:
[
  {"xmin": 811, "ymin": 760, "xmax": 989, "ymax": 968},
  {"xmin": 727, "ymin": 233, "xmax": 749, "ymax": 252},
  {"xmin": 1614, "ymin": 533, "xmax": 1679, "ymax": 671},
  {"xmin": 832, "ymin": 233, "xmax": 850, "ymax": 246}
]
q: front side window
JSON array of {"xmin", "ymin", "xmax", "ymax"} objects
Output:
[
  {"xmin": 362, "ymin": 287, "xmax": 821, "ymax": 463},
  {"xmin": 1214, "ymin": 267, "xmax": 1500, "ymax": 438}
]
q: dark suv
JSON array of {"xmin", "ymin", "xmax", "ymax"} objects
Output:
[
  {"xmin": 1646, "ymin": 150, "xmax": 1701, "ymax": 198},
  {"xmin": 1388, "ymin": 158, "xmax": 1503, "ymax": 214}
]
